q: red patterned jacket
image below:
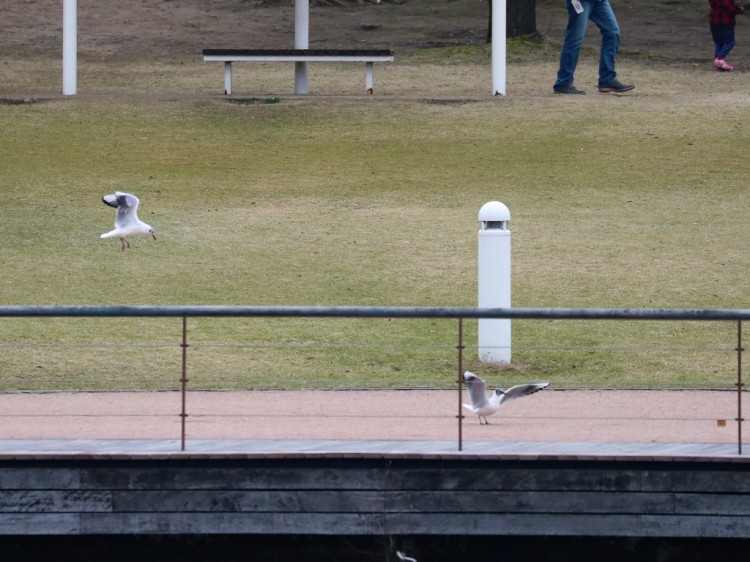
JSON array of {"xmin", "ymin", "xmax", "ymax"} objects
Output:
[{"xmin": 709, "ymin": 0, "xmax": 744, "ymax": 25}]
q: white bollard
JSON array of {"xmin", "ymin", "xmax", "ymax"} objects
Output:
[
  {"xmin": 294, "ymin": 0, "xmax": 309, "ymax": 95},
  {"xmin": 477, "ymin": 201, "xmax": 511, "ymax": 364},
  {"xmin": 62, "ymin": 0, "xmax": 77, "ymax": 96}
]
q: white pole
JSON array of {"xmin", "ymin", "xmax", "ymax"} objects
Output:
[
  {"xmin": 477, "ymin": 201, "xmax": 511, "ymax": 364},
  {"xmin": 491, "ymin": 0, "xmax": 506, "ymax": 96},
  {"xmin": 62, "ymin": 0, "xmax": 77, "ymax": 95},
  {"xmin": 294, "ymin": 0, "xmax": 309, "ymax": 95}
]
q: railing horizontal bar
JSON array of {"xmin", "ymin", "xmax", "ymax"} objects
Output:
[
  {"xmin": 0, "ymin": 342, "xmax": 734, "ymax": 352},
  {"xmin": 0, "ymin": 305, "xmax": 749, "ymax": 321}
]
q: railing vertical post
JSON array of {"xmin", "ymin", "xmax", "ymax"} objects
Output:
[
  {"xmin": 180, "ymin": 315, "xmax": 189, "ymax": 452},
  {"xmin": 457, "ymin": 318, "xmax": 464, "ymax": 451},
  {"xmin": 737, "ymin": 320, "xmax": 743, "ymax": 455}
]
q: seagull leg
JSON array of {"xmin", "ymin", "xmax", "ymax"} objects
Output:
[{"xmin": 119, "ymin": 237, "xmax": 130, "ymax": 251}]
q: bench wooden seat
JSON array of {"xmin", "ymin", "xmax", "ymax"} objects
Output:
[{"xmin": 202, "ymin": 48, "xmax": 395, "ymax": 95}]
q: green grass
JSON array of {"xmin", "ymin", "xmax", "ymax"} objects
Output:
[
  {"xmin": 1, "ymin": 53, "xmax": 749, "ymax": 391},
  {"xmin": 401, "ymin": 35, "xmax": 563, "ymax": 65}
]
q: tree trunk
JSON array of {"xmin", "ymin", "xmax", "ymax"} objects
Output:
[{"xmin": 488, "ymin": 0, "xmax": 537, "ymax": 41}]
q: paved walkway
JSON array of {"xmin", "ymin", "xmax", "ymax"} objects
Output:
[{"xmin": 0, "ymin": 389, "xmax": 746, "ymax": 460}]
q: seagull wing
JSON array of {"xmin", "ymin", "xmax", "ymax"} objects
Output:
[
  {"xmin": 495, "ymin": 382, "xmax": 550, "ymax": 406},
  {"xmin": 462, "ymin": 371, "xmax": 491, "ymax": 410},
  {"xmin": 103, "ymin": 192, "xmax": 141, "ymax": 229}
]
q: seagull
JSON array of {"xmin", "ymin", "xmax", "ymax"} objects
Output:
[
  {"xmin": 462, "ymin": 371, "xmax": 549, "ymax": 425},
  {"xmin": 100, "ymin": 191, "xmax": 156, "ymax": 251},
  {"xmin": 396, "ymin": 551, "xmax": 417, "ymax": 562}
]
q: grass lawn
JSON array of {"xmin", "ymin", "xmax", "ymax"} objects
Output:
[{"xmin": 1, "ymin": 43, "xmax": 749, "ymax": 391}]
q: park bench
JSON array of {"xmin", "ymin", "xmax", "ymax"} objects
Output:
[{"xmin": 202, "ymin": 48, "xmax": 395, "ymax": 95}]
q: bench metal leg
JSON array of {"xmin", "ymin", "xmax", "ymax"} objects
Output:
[
  {"xmin": 224, "ymin": 62, "xmax": 232, "ymax": 95},
  {"xmin": 365, "ymin": 62, "xmax": 374, "ymax": 95}
]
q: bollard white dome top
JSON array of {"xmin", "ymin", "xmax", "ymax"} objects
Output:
[{"xmin": 478, "ymin": 201, "xmax": 511, "ymax": 222}]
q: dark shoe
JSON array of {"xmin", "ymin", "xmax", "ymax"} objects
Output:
[
  {"xmin": 553, "ymin": 84, "xmax": 586, "ymax": 95},
  {"xmin": 598, "ymin": 79, "xmax": 635, "ymax": 93}
]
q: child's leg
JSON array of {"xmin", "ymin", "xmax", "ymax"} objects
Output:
[
  {"xmin": 711, "ymin": 25, "xmax": 724, "ymax": 58},
  {"xmin": 712, "ymin": 24, "xmax": 736, "ymax": 59},
  {"xmin": 717, "ymin": 36, "xmax": 736, "ymax": 59}
]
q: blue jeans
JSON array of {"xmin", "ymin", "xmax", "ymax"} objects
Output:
[
  {"xmin": 711, "ymin": 24, "xmax": 736, "ymax": 59},
  {"xmin": 554, "ymin": 0, "xmax": 621, "ymax": 88}
]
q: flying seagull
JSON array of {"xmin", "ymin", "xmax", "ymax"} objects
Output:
[
  {"xmin": 100, "ymin": 191, "xmax": 156, "ymax": 251},
  {"xmin": 396, "ymin": 551, "xmax": 417, "ymax": 562},
  {"xmin": 462, "ymin": 371, "xmax": 549, "ymax": 425}
]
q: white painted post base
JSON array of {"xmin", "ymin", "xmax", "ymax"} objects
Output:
[
  {"xmin": 365, "ymin": 62, "xmax": 374, "ymax": 94},
  {"xmin": 224, "ymin": 62, "xmax": 232, "ymax": 95},
  {"xmin": 294, "ymin": 62, "xmax": 309, "ymax": 95}
]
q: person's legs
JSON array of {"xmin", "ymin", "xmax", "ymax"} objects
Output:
[
  {"xmin": 711, "ymin": 24, "xmax": 736, "ymax": 70},
  {"xmin": 589, "ymin": 0, "xmax": 621, "ymax": 87},
  {"xmin": 715, "ymin": 26, "xmax": 736, "ymax": 59},
  {"xmin": 554, "ymin": 0, "xmax": 592, "ymax": 88},
  {"xmin": 711, "ymin": 24, "xmax": 725, "ymax": 59}
]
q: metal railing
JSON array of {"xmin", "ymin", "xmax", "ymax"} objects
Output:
[{"xmin": 0, "ymin": 305, "xmax": 747, "ymax": 453}]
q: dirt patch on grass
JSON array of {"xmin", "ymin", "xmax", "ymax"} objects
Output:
[{"xmin": 1, "ymin": 0, "xmax": 733, "ymax": 64}]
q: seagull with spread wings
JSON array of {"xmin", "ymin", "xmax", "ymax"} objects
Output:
[
  {"xmin": 100, "ymin": 191, "xmax": 156, "ymax": 251},
  {"xmin": 462, "ymin": 371, "xmax": 549, "ymax": 425}
]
